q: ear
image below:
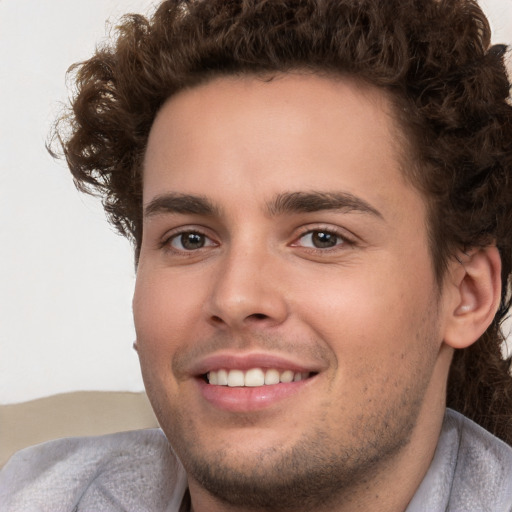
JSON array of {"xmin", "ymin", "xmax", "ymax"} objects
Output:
[{"xmin": 443, "ymin": 246, "xmax": 502, "ymax": 349}]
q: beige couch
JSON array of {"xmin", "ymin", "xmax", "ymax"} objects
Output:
[{"xmin": 0, "ymin": 392, "xmax": 159, "ymax": 468}]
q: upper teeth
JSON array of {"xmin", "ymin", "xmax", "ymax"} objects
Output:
[{"xmin": 207, "ymin": 368, "xmax": 310, "ymax": 387}]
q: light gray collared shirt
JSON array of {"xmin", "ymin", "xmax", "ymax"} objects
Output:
[{"xmin": 1, "ymin": 409, "xmax": 511, "ymax": 511}]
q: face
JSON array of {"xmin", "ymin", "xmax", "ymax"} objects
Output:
[{"xmin": 134, "ymin": 74, "xmax": 450, "ymax": 510}]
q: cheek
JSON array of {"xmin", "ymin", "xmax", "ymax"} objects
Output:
[
  {"xmin": 133, "ymin": 270, "xmax": 204, "ymax": 364},
  {"xmin": 296, "ymin": 254, "xmax": 438, "ymax": 357}
]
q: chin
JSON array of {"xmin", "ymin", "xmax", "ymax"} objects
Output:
[{"xmin": 162, "ymin": 404, "xmax": 417, "ymax": 511}]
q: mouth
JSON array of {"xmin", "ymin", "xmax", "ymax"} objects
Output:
[
  {"xmin": 204, "ymin": 368, "xmax": 314, "ymax": 387},
  {"xmin": 189, "ymin": 352, "xmax": 323, "ymax": 412}
]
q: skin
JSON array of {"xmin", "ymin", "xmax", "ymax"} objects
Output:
[{"xmin": 133, "ymin": 74, "xmax": 466, "ymax": 511}]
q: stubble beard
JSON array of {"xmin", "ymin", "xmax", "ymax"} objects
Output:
[
  {"xmin": 158, "ymin": 373, "xmax": 432, "ymax": 511},
  {"xmin": 146, "ymin": 306, "xmax": 442, "ymax": 511}
]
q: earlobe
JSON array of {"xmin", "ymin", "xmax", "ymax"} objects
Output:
[{"xmin": 443, "ymin": 246, "xmax": 501, "ymax": 349}]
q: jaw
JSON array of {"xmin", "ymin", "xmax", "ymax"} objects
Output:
[{"xmin": 141, "ymin": 343, "xmax": 451, "ymax": 512}]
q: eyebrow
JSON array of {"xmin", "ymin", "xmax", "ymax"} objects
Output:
[
  {"xmin": 144, "ymin": 193, "xmax": 220, "ymax": 218},
  {"xmin": 266, "ymin": 191, "xmax": 383, "ymax": 219},
  {"xmin": 143, "ymin": 190, "xmax": 383, "ymax": 220}
]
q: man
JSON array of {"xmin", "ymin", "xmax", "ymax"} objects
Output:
[{"xmin": 1, "ymin": 0, "xmax": 512, "ymax": 510}]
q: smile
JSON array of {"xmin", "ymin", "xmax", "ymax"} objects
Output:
[{"xmin": 206, "ymin": 368, "xmax": 312, "ymax": 387}]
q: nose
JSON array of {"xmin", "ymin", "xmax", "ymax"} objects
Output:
[{"xmin": 206, "ymin": 246, "xmax": 289, "ymax": 330}]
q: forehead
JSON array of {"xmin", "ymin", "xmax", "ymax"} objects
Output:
[{"xmin": 143, "ymin": 73, "xmax": 421, "ymax": 221}]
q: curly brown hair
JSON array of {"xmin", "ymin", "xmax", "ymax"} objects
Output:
[{"xmin": 52, "ymin": 0, "xmax": 512, "ymax": 443}]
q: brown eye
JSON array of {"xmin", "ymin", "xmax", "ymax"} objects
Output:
[
  {"xmin": 299, "ymin": 230, "xmax": 343, "ymax": 249},
  {"xmin": 170, "ymin": 232, "xmax": 213, "ymax": 251},
  {"xmin": 311, "ymin": 231, "xmax": 338, "ymax": 248}
]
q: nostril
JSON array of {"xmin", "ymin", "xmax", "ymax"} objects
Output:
[
  {"xmin": 249, "ymin": 313, "xmax": 268, "ymax": 320},
  {"xmin": 209, "ymin": 313, "xmax": 268, "ymax": 325}
]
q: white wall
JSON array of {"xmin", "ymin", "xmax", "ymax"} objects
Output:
[
  {"xmin": 0, "ymin": 0, "xmax": 156, "ymax": 404},
  {"xmin": 1, "ymin": 0, "xmax": 511, "ymax": 405}
]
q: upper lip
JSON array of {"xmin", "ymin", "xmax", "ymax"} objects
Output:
[{"xmin": 187, "ymin": 351, "xmax": 325, "ymax": 377}]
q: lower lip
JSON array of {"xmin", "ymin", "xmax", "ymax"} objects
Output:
[{"xmin": 197, "ymin": 377, "xmax": 313, "ymax": 412}]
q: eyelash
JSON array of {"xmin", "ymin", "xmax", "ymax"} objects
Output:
[
  {"xmin": 161, "ymin": 229, "xmax": 217, "ymax": 253},
  {"xmin": 160, "ymin": 225, "xmax": 356, "ymax": 255},
  {"xmin": 292, "ymin": 226, "xmax": 356, "ymax": 252}
]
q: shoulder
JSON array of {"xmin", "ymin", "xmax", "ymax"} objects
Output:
[
  {"xmin": 444, "ymin": 409, "xmax": 512, "ymax": 510},
  {"xmin": 0, "ymin": 429, "xmax": 187, "ymax": 512},
  {"xmin": 408, "ymin": 409, "xmax": 512, "ymax": 512}
]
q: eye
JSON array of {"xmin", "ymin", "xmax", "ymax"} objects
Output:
[
  {"xmin": 297, "ymin": 230, "xmax": 346, "ymax": 249},
  {"xmin": 169, "ymin": 231, "xmax": 216, "ymax": 251}
]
